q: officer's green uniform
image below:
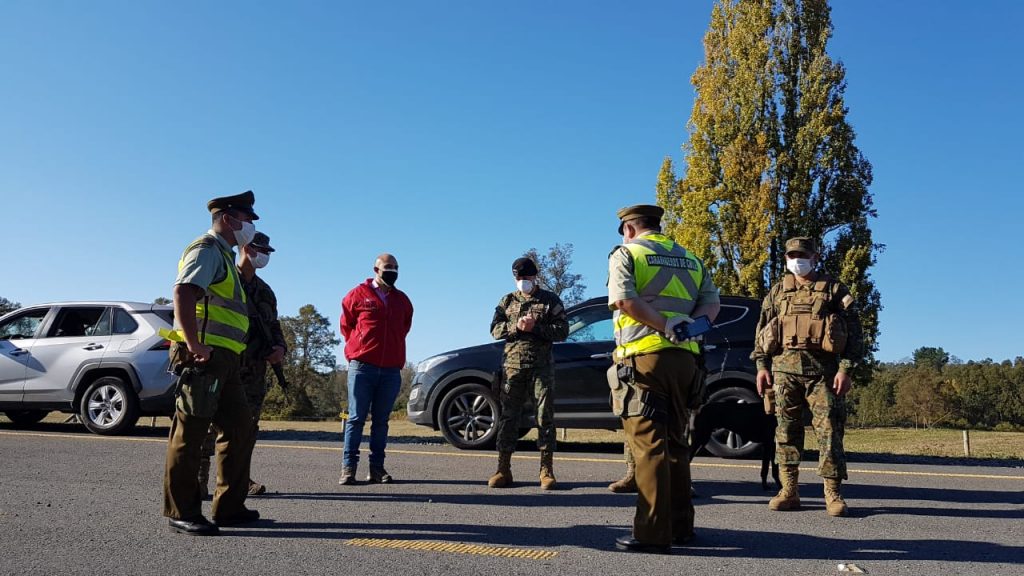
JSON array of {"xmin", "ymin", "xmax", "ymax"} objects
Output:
[
  {"xmin": 751, "ymin": 236, "xmax": 863, "ymax": 515},
  {"xmin": 199, "ymin": 233, "xmax": 286, "ymax": 497},
  {"xmin": 162, "ymin": 192, "xmax": 258, "ymax": 526},
  {"xmin": 608, "ymin": 205, "xmax": 719, "ymax": 550}
]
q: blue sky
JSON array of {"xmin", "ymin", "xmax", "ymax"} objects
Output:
[{"xmin": 2, "ymin": 1, "xmax": 1022, "ymax": 367}]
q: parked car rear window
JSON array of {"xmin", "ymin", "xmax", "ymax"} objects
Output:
[
  {"xmin": 152, "ymin": 309, "xmax": 174, "ymax": 326},
  {"xmin": 113, "ymin": 308, "xmax": 139, "ymax": 334}
]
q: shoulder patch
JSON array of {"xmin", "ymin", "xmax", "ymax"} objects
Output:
[{"xmin": 841, "ymin": 294, "xmax": 855, "ymax": 309}]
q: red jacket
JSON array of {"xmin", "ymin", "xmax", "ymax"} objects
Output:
[{"xmin": 340, "ymin": 279, "xmax": 414, "ymax": 369}]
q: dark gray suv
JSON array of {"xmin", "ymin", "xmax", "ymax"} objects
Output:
[
  {"xmin": 407, "ymin": 295, "xmax": 763, "ymax": 457},
  {"xmin": 0, "ymin": 302, "xmax": 176, "ymax": 435}
]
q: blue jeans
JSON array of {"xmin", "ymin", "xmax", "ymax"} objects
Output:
[{"xmin": 343, "ymin": 360, "xmax": 402, "ymax": 469}]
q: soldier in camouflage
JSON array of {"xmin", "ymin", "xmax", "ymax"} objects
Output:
[
  {"xmin": 751, "ymin": 237, "xmax": 863, "ymax": 517},
  {"xmin": 198, "ymin": 232, "xmax": 287, "ymax": 498},
  {"xmin": 487, "ymin": 257, "xmax": 569, "ymax": 490}
]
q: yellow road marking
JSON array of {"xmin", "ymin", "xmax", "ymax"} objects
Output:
[
  {"xmin": 2, "ymin": 429, "xmax": 1021, "ymax": 481},
  {"xmin": 346, "ymin": 538, "xmax": 557, "ymax": 560}
]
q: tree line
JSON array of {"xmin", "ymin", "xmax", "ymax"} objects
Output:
[{"xmin": 848, "ymin": 347, "xmax": 1024, "ymax": 431}]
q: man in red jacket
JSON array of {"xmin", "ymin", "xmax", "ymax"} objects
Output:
[{"xmin": 338, "ymin": 253, "xmax": 414, "ymax": 485}]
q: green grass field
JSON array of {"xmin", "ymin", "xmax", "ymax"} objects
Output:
[{"xmin": 4, "ymin": 412, "xmax": 1022, "ymax": 460}]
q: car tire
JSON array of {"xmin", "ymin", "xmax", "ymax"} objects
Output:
[
  {"xmin": 437, "ymin": 382, "xmax": 499, "ymax": 450},
  {"xmin": 703, "ymin": 385, "xmax": 763, "ymax": 459},
  {"xmin": 4, "ymin": 409, "xmax": 48, "ymax": 426},
  {"xmin": 79, "ymin": 376, "xmax": 140, "ymax": 435}
]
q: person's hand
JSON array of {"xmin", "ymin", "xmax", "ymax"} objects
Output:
[
  {"xmin": 517, "ymin": 315, "xmax": 536, "ymax": 332},
  {"xmin": 265, "ymin": 345, "xmax": 286, "ymax": 364},
  {"xmin": 664, "ymin": 315, "xmax": 693, "ymax": 344},
  {"xmin": 189, "ymin": 342, "xmax": 213, "ymax": 363},
  {"xmin": 833, "ymin": 372, "xmax": 852, "ymax": 396},
  {"xmin": 756, "ymin": 369, "xmax": 773, "ymax": 396}
]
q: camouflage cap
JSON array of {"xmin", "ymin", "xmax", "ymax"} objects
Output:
[
  {"xmin": 784, "ymin": 237, "xmax": 817, "ymax": 255},
  {"xmin": 616, "ymin": 204, "xmax": 664, "ymax": 234},
  {"xmin": 250, "ymin": 232, "xmax": 275, "ymax": 252},
  {"xmin": 207, "ymin": 190, "xmax": 259, "ymax": 220}
]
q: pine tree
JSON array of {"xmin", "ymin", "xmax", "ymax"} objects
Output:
[{"xmin": 661, "ymin": 0, "xmax": 882, "ymax": 366}]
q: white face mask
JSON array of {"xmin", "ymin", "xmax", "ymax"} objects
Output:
[
  {"xmin": 516, "ymin": 279, "xmax": 534, "ymax": 294},
  {"xmin": 252, "ymin": 252, "xmax": 270, "ymax": 269},
  {"xmin": 786, "ymin": 257, "xmax": 814, "ymax": 277},
  {"xmin": 231, "ymin": 217, "xmax": 256, "ymax": 246}
]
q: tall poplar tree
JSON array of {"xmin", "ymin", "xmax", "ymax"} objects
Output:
[{"xmin": 661, "ymin": 0, "xmax": 881, "ymax": 365}]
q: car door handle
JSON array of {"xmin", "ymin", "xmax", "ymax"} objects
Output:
[
  {"xmin": 703, "ymin": 344, "xmax": 717, "ymax": 351},
  {"xmin": 9, "ymin": 348, "xmax": 29, "ymax": 356},
  {"xmin": 82, "ymin": 343, "xmax": 104, "ymax": 351},
  {"xmin": 590, "ymin": 353, "xmax": 613, "ymax": 359}
]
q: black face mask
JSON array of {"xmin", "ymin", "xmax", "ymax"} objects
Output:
[{"xmin": 380, "ymin": 270, "xmax": 399, "ymax": 287}]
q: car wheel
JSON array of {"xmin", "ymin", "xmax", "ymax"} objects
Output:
[
  {"xmin": 4, "ymin": 410, "xmax": 48, "ymax": 426},
  {"xmin": 703, "ymin": 385, "xmax": 762, "ymax": 459},
  {"xmin": 437, "ymin": 383, "xmax": 499, "ymax": 450},
  {"xmin": 79, "ymin": 376, "xmax": 139, "ymax": 435}
]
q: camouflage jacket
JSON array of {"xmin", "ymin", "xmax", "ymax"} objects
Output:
[
  {"xmin": 751, "ymin": 272, "xmax": 864, "ymax": 376},
  {"xmin": 490, "ymin": 288, "xmax": 569, "ymax": 368},
  {"xmin": 240, "ymin": 271, "xmax": 286, "ymax": 367}
]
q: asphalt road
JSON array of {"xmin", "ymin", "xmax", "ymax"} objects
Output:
[{"xmin": 1, "ymin": 423, "xmax": 1022, "ymax": 576}]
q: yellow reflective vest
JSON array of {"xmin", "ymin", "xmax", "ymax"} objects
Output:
[
  {"xmin": 163, "ymin": 235, "xmax": 249, "ymax": 354},
  {"xmin": 613, "ymin": 233, "xmax": 704, "ymax": 358}
]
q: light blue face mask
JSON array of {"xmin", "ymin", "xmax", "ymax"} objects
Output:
[{"xmin": 516, "ymin": 279, "xmax": 534, "ymax": 294}]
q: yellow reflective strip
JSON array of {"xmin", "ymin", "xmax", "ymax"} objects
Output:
[{"xmin": 344, "ymin": 538, "xmax": 557, "ymax": 560}]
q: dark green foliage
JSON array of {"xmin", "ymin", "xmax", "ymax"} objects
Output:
[{"xmin": 849, "ymin": 350, "xmax": 1024, "ymax": 430}]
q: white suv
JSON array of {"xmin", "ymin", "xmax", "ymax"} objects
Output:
[{"xmin": 0, "ymin": 302, "xmax": 176, "ymax": 435}]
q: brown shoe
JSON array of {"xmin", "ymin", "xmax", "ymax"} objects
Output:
[
  {"xmin": 539, "ymin": 450, "xmax": 557, "ymax": 490},
  {"xmin": 338, "ymin": 467, "xmax": 357, "ymax": 485},
  {"xmin": 768, "ymin": 465, "xmax": 801, "ymax": 511},
  {"xmin": 367, "ymin": 465, "xmax": 393, "ymax": 484},
  {"xmin": 487, "ymin": 451, "xmax": 513, "ymax": 488},
  {"xmin": 608, "ymin": 462, "xmax": 637, "ymax": 493},
  {"xmin": 247, "ymin": 479, "xmax": 266, "ymax": 496},
  {"xmin": 824, "ymin": 478, "xmax": 849, "ymax": 517}
]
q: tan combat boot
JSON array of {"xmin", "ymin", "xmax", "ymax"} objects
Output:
[
  {"xmin": 768, "ymin": 465, "xmax": 801, "ymax": 511},
  {"xmin": 607, "ymin": 462, "xmax": 637, "ymax": 493},
  {"xmin": 539, "ymin": 450, "xmax": 557, "ymax": 490},
  {"xmin": 488, "ymin": 451, "xmax": 513, "ymax": 488},
  {"xmin": 824, "ymin": 478, "xmax": 849, "ymax": 517},
  {"xmin": 197, "ymin": 457, "xmax": 211, "ymax": 499}
]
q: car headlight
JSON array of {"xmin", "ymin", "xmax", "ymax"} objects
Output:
[
  {"xmin": 409, "ymin": 386, "xmax": 422, "ymax": 403},
  {"xmin": 415, "ymin": 353, "xmax": 458, "ymax": 374}
]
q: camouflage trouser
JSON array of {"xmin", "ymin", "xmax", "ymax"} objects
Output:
[
  {"xmin": 774, "ymin": 371, "xmax": 847, "ymax": 480},
  {"xmin": 200, "ymin": 361, "xmax": 269, "ymax": 477},
  {"xmin": 495, "ymin": 364, "xmax": 555, "ymax": 453},
  {"xmin": 623, "ymin": 440, "xmax": 635, "ymax": 465}
]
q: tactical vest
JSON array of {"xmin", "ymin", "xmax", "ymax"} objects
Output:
[
  {"xmin": 773, "ymin": 274, "xmax": 846, "ymax": 353},
  {"xmin": 163, "ymin": 235, "xmax": 249, "ymax": 354},
  {"xmin": 613, "ymin": 233, "xmax": 704, "ymax": 358}
]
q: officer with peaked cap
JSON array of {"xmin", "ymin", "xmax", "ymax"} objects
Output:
[
  {"xmin": 162, "ymin": 191, "xmax": 263, "ymax": 535},
  {"xmin": 196, "ymin": 230, "xmax": 287, "ymax": 499},
  {"xmin": 608, "ymin": 204, "xmax": 720, "ymax": 553}
]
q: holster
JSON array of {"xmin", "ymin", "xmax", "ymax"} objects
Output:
[
  {"xmin": 687, "ymin": 350, "xmax": 709, "ymax": 410},
  {"xmin": 174, "ymin": 363, "xmax": 222, "ymax": 419},
  {"xmin": 763, "ymin": 387, "xmax": 776, "ymax": 415},
  {"xmin": 607, "ymin": 359, "xmax": 667, "ymax": 422}
]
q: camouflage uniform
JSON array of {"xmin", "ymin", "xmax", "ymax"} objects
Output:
[
  {"xmin": 199, "ymin": 271, "xmax": 285, "ymax": 494},
  {"xmin": 490, "ymin": 289, "xmax": 569, "ymax": 453},
  {"xmin": 751, "ymin": 273, "xmax": 863, "ymax": 480}
]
